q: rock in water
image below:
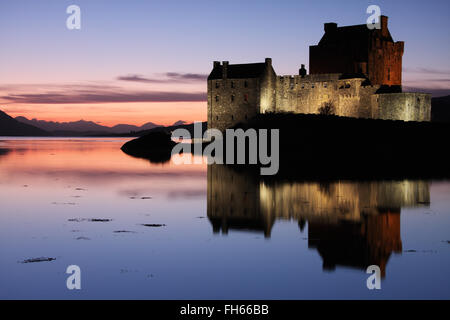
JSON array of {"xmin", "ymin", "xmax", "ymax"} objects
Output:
[{"xmin": 121, "ymin": 131, "xmax": 177, "ymax": 163}]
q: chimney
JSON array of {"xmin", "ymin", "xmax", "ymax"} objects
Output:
[
  {"xmin": 299, "ymin": 64, "xmax": 307, "ymax": 77},
  {"xmin": 222, "ymin": 61, "xmax": 229, "ymax": 79},
  {"xmin": 324, "ymin": 22, "xmax": 337, "ymax": 33},
  {"xmin": 213, "ymin": 61, "xmax": 220, "ymax": 68},
  {"xmin": 380, "ymin": 16, "xmax": 388, "ymax": 36},
  {"xmin": 265, "ymin": 58, "xmax": 272, "ymax": 67}
]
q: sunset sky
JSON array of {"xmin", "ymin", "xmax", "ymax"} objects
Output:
[{"xmin": 1, "ymin": 0, "xmax": 449, "ymax": 126}]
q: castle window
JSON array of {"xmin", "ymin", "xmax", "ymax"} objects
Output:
[
  {"xmin": 289, "ymin": 78, "xmax": 295, "ymax": 89},
  {"xmin": 245, "ymin": 115, "xmax": 247, "ymax": 120},
  {"xmin": 244, "ymin": 81, "xmax": 248, "ymax": 88},
  {"xmin": 231, "ymin": 81, "xmax": 234, "ymax": 88},
  {"xmin": 231, "ymin": 95, "xmax": 235, "ymax": 102},
  {"xmin": 323, "ymin": 83, "xmax": 327, "ymax": 88},
  {"xmin": 244, "ymin": 94, "xmax": 248, "ymax": 102},
  {"xmin": 215, "ymin": 95, "xmax": 219, "ymax": 102},
  {"xmin": 216, "ymin": 116, "xmax": 219, "ymax": 120},
  {"xmin": 345, "ymin": 83, "xmax": 351, "ymax": 88},
  {"xmin": 215, "ymin": 82, "xmax": 220, "ymax": 89},
  {"xmin": 311, "ymin": 84, "xmax": 315, "ymax": 88},
  {"xmin": 301, "ymin": 84, "xmax": 305, "ymax": 89},
  {"xmin": 231, "ymin": 115, "xmax": 234, "ymax": 120},
  {"xmin": 387, "ymin": 68, "xmax": 391, "ymax": 81}
]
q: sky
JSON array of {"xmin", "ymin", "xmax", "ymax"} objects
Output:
[{"xmin": 0, "ymin": 0, "xmax": 449, "ymax": 126}]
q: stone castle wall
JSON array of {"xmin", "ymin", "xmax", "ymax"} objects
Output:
[
  {"xmin": 271, "ymin": 74, "xmax": 430, "ymax": 121},
  {"xmin": 207, "ymin": 59, "xmax": 277, "ymax": 132},
  {"xmin": 367, "ymin": 40, "xmax": 404, "ymax": 86},
  {"xmin": 208, "ymin": 77, "xmax": 261, "ymax": 132},
  {"xmin": 274, "ymin": 75, "xmax": 380, "ymax": 118},
  {"xmin": 372, "ymin": 92, "xmax": 431, "ymax": 121}
]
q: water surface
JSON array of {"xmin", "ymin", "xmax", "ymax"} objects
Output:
[{"xmin": 0, "ymin": 138, "xmax": 449, "ymax": 299}]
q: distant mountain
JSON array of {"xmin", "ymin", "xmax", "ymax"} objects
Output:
[
  {"xmin": 139, "ymin": 121, "xmax": 207, "ymax": 137},
  {"xmin": 87, "ymin": 121, "xmax": 207, "ymax": 138},
  {"xmin": 15, "ymin": 116, "xmax": 161, "ymax": 134},
  {"xmin": 110, "ymin": 122, "xmax": 159, "ymax": 133},
  {"xmin": 172, "ymin": 120, "xmax": 187, "ymax": 126},
  {"xmin": 0, "ymin": 110, "xmax": 49, "ymax": 136},
  {"xmin": 432, "ymin": 95, "xmax": 450, "ymax": 123}
]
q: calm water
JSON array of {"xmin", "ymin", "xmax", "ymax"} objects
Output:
[{"xmin": 0, "ymin": 138, "xmax": 449, "ymax": 299}]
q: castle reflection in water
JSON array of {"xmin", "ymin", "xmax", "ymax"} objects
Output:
[{"xmin": 207, "ymin": 164, "xmax": 430, "ymax": 277}]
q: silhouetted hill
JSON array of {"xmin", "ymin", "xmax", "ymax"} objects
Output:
[
  {"xmin": 15, "ymin": 116, "xmax": 161, "ymax": 134},
  {"xmin": 432, "ymin": 95, "xmax": 450, "ymax": 123},
  {"xmin": 0, "ymin": 110, "xmax": 50, "ymax": 136},
  {"xmin": 232, "ymin": 112, "xmax": 450, "ymax": 180}
]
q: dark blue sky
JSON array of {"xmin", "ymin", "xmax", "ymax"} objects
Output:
[{"xmin": 2, "ymin": 0, "xmax": 449, "ymax": 77}]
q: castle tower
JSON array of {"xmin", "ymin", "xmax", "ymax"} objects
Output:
[
  {"xmin": 309, "ymin": 16, "xmax": 404, "ymax": 86},
  {"xmin": 207, "ymin": 59, "xmax": 277, "ymax": 131}
]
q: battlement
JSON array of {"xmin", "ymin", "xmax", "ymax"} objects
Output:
[{"xmin": 279, "ymin": 73, "xmax": 341, "ymax": 83}]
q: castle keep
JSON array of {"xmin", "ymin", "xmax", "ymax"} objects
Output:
[{"xmin": 207, "ymin": 16, "xmax": 431, "ymax": 131}]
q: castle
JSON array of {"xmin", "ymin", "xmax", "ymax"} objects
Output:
[{"xmin": 207, "ymin": 16, "xmax": 431, "ymax": 131}]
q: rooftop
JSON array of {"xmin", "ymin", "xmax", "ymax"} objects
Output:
[{"xmin": 208, "ymin": 62, "xmax": 268, "ymax": 80}]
